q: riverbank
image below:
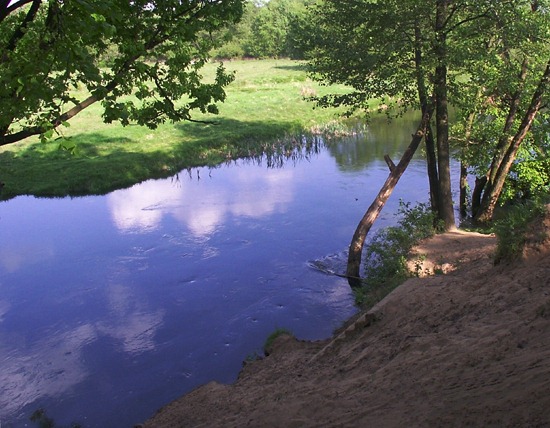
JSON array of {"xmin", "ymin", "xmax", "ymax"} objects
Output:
[
  {"xmin": 142, "ymin": 210, "xmax": 550, "ymax": 427},
  {"xmin": 0, "ymin": 59, "xmax": 355, "ymax": 200}
]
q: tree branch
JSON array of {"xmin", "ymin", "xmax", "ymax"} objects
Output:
[
  {"xmin": 1, "ymin": 1, "xmax": 228, "ymax": 145},
  {"xmin": 0, "ymin": 0, "xmax": 34, "ymax": 23},
  {"xmin": 4, "ymin": 0, "xmax": 41, "ymax": 53},
  {"xmin": 445, "ymin": 11, "xmax": 492, "ymax": 35}
]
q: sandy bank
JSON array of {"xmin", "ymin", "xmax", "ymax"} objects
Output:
[{"xmin": 142, "ymin": 210, "xmax": 550, "ymax": 427}]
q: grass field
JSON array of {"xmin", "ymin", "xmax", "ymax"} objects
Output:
[{"xmin": 0, "ymin": 59, "xmax": 357, "ymax": 199}]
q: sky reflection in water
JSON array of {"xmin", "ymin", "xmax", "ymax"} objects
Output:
[{"xmin": 0, "ymin": 117, "xmax": 442, "ymax": 427}]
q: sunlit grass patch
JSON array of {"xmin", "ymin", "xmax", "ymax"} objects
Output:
[{"xmin": 0, "ymin": 59, "xmax": 357, "ymax": 199}]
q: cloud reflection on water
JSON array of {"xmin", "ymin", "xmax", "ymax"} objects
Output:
[
  {"xmin": 0, "ymin": 244, "xmax": 55, "ymax": 273},
  {"xmin": 99, "ymin": 270, "xmax": 165, "ymax": 355},
  {"xmin": 107, "ymin": 164, "xmax": 295, "ymax": 236},
  {"xmin": 0, "ymin": 323, "xmax": 96, "ymax": 417},
  {"xmin": 0, "ymin": 268, "xmax": 165, "ymax": 420}
]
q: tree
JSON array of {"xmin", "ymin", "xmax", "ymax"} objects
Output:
[
  {"xmin": 305, "ymin": 1, "xmax": 461, "ymax": 227},
  {"xmin": 346, "ymin": 104, "xmax": 435, "ymax": 284},
  {"xmin": 210, "ymin": 1, "xmax": 257, "ymax": 58},
  {"xmin": 304, "ymin": 0, "xmax": 550, "ymax": 279},
  {"xmin": 209, "ymin": 0, "xmax": 311, "ymax": 60},
  {"xmin": 0, "ymin": 0, "xmax": 244, "ymax": 146},
  {"xmin": 452, "ymin": 2, "xmax": 550, "ymax": 222},
  {"xmin": 244, "ymin": 0, "xmax": 308, "ymax": 58}
]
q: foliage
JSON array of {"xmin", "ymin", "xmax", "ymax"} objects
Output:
[
  {"xmin": 493, "ymin": 198, "xmax": 548, "ymax": 264},
  {"xmin": 303, "ymin": 0, "xmax": 471, "ymax": 229},
  {"xmin": 209, "ymin": 1, "xmax": 257, "ymax": 59},
  {"xmin": 210, "ymin": 0, "xmax": 311, "ymax": 59},
  {"xmin": 354, "ymin": 202, "xmax": 440, "ymax": 306},
  {"xmin": 0, "ymin": 0, "xmax": 245, "ymax": 145},
  {"xmin": 451, "ymin": 1, "xmax": 550, "ymax": 220},
  {"xmin": 500, "ymin": 116, "xmax": 550, "ymax": 202},
  {"xmin": 303, "ymin": 0, "xmax": 550, "ymax": 223}
]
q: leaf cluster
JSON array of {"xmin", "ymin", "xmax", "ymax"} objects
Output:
[
  {"xmin": 0, "ymin": 0, "xmax": 245, "ymax": 144},
  {"xmin": 210, "ymin": 0, "xmax": 311, "ymax": 59},
  {"xmin": 304, "ymin": 0, "xmax": 550, "ymax": 208}
]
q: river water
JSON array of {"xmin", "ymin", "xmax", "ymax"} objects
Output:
[{"xmin": 0, "ymin": 115, "xmax": 450, "ymax": 427}]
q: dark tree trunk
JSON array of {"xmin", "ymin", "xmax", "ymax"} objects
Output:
[
  {"xmin": 434, "ymin": 0, "xmax": 455, "ymax": 230},
  {"xmin": 425, "ymin": 125, "xmax": 440, "ymax": 216},
  {"xmin": 472, "ymin": 175, "xmax": 487, "ymax": 218},
  {"xmin": 414, "ymin": 22, "xmax": 439, "ymax": 217},
  {"xmin": 459, "ymin": 162, "xmax": 468, "ymax": 217},
  {"xmin": 346, "ymin": 105, "xmax": 435, "ymax": 287}
]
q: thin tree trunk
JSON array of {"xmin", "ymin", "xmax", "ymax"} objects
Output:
[
  {"xmin": 475, "ymin": 59, "xmax": 550, "ymax": 223},
  {"xmin": 459, "ymin": 162, "xmax": 468, "ymax": 217},
  {"xmin": 487, "ymin": 57, "xmax": 529, "ymax": 186},
  {"xmin": 346, "ymin": 105, "xmax": 435, "ymax": 287},
  {"xmin": 459, "ymin": 104, "xmax": 478, "ymax": 218},
  {"xmin": 414, "ymin": 22, "xmax": 439, "ymax": 217},
  {"xmin": 425, "ymin": 125, "xmax": 440, "ymax": 215}
]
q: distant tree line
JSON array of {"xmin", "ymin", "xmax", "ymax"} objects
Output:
[{"xmin": 209, "ymin": 0, "xmax": 311, "ymax": 60}]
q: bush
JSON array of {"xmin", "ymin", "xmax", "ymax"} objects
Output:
[
  {"xmin": 493, "ymin": 198, "xmax": 547, "ymax": 264},
  {"xmin": 354, "ymin": 201, "xmax": 440, "ymax": 306}
]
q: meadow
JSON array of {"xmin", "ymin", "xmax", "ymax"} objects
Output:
[{"xmin": 0, "ymin": 59, "xmax": 355, "ymax": 199}]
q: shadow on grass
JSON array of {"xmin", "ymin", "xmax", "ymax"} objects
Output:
[
  {"xmin": 0, "ymin": 118, "xmax": 314, "ymax": 200},
  {"xmin": 274, "ymin": 63, "xmax": 308, "ymax": 72}
]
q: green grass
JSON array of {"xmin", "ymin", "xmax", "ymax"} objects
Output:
[
  {"xmin": 263, "ymin": 328, "xmax": 293, "ymax": 356},
  {"xmin": 0, "ymin": 59, "xmax": 355, "ymax": 199}
]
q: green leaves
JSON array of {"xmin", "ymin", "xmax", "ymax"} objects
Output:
[
  {"xmin": 305, "ymin": 0, "xmax": 550, "ymax": 220},
  {"xmin": 1, "ymin": 0, "xmax": 245, "ymax": 145}
]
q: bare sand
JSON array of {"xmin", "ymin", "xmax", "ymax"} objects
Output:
[{"xmin": 142, "ymin": 207, "xmax": 550, "ymax": 428}]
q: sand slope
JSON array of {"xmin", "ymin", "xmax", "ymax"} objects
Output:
[{"xmin": 143, "ymin": 210, "xmax": 550, "ymax": 427}]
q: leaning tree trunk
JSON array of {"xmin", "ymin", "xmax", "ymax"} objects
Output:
[
  {"xmin": 475, "ymin": 59, "xmax": 550, "ymax": 223},
  {"xmin": 346, "ymin": 105, "xmax": 435, "ymax": 287}
]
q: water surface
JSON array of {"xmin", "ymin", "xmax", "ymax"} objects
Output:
[{"xmin": 0, "ymin": 115, "xmax": 445, "ymax": 427}]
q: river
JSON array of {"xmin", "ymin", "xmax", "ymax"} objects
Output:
[{"xmin": 0, "ymin": 114, "xmax": 454, "ymax": 427}]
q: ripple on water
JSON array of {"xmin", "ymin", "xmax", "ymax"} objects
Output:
[{"xmin": 308, "ymin": 251, "xmax": 349, "ymax": 277}]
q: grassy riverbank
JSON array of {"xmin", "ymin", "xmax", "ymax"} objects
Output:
[{"xmin": 0, "ymin": 59, "xmax": 355, "ymax": 199}]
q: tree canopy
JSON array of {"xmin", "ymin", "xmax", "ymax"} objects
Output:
[
  {"xmin": 0, "ymin": 0, "xmax": 244, "ymax": 146},
  {"xmin": 304, "ymin": 0, "xmax": 550, "ymax": 223}
]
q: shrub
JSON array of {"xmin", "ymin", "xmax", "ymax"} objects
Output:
[
  {"xmin": 354, "ymin": 201, "xmax": 440, "ymax": 306},
  {"xmin": 493, "ymin": 198, "xmax": 547, "ymax": 264}
]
